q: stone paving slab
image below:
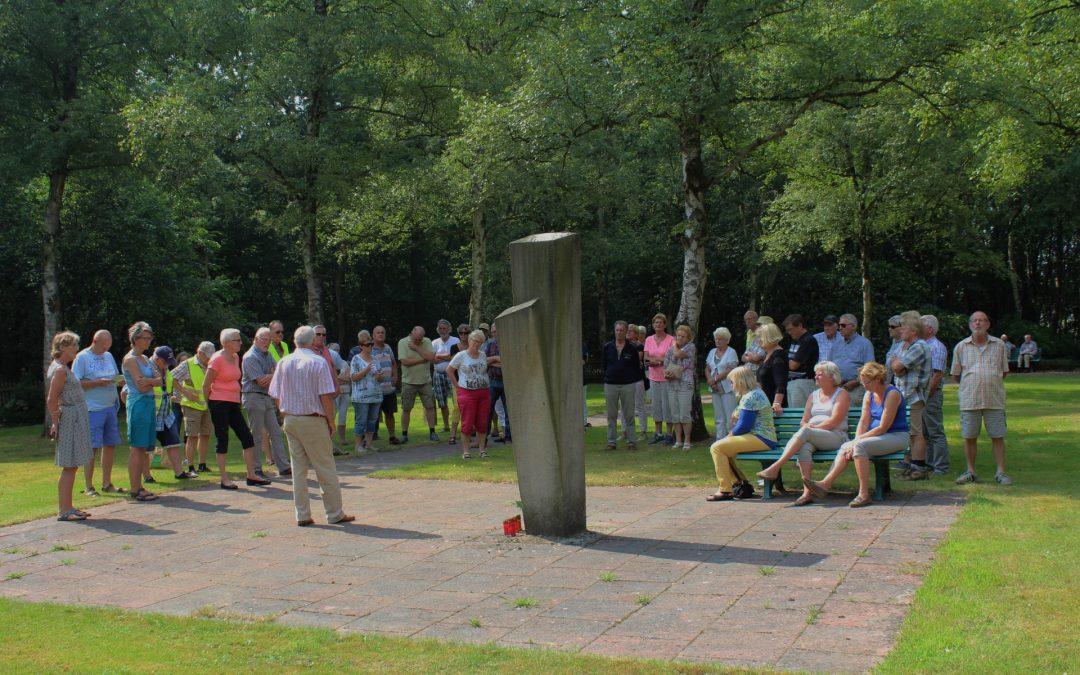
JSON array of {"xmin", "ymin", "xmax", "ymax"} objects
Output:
[{"xmin": 0, "ymin": 443, "xmax": 964, "ymax": 673}]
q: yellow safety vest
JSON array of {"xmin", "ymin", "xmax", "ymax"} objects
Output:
[
  {"xmin": 269, "ymin": 341, "xmax": 290, "ymax": 363},
  {"xmin": 153, "ymin": 369, "xmax": 174, "ymax": 404},
  {"xmin": 180, "ymin": 361, "xmax": 208, "ymax": 411}
]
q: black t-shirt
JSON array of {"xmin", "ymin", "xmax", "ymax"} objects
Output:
[{"xmin": 787, "ymin": 332, "xmax": 819, "ymax": 379}]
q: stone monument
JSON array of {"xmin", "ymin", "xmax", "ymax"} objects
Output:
[{"xmin": 496, "ymin": 232, "xmax": 586, "ymax": 537}]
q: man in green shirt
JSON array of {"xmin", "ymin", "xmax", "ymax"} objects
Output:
[{"xmin": 397, "ymin": 326, "xmax": 439, "ymax": 443}]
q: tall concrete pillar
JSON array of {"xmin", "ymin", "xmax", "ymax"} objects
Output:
[{"xmin": 496, "ymin": 233, "xmax": 586, "ymax": 537}]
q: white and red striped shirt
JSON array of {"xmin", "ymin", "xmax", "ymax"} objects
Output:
[{"xmin": 268, "ymin": 348, "xmax": 337, "ymax": 416}]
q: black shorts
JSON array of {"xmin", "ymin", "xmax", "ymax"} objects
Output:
[{"xmin": 380, "ymin": 392, "xmax": 398, "ymax": 415}]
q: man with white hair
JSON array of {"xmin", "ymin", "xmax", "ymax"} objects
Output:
[
  {"xmin": 952, "ymin": 311, "xmax": 1011, "ymax": 485},
  {"xmin": 892, "ymin": 310, "xmax": 933, "ymax": 480},
  {"xmin": 243, "ymin": 327, "xmax": 290, "ymax": 478},
  {"xmin": 72, "ymin": 329, "xmax": 122, "ymax": 495},
  {"xmin": 269, "ymin": 326, "xmax": 355, "ymax": 526},
  {"xmin": 921, "ymin": 315, "xmax": 950, "ymax": 475},
  {"xmin": 171, "ymin": 340, "xmax": 216, "ymax": 475}
]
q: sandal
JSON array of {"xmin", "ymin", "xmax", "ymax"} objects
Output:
[
  {"xmin": 848, "ymin": 494, "xmax": 873, "ymax": 508},
  {"xmin": 73, "ymin": 509, "xmax": 92, "ymax": 517},
  {"xmin": 449, "ymin": 437, "xmax": 457, "ymax": 445},
  {"xmin": 480, "ymin": 451, "xmax": 489, "ymax": 459},
  {"xmin": 133, "ymin": 489, "xmax": 158, "ymax": 502},
  {"xmin": 57, "ymin": 509, "xmax": 87, "ymax": 522},
  {"xmin": 101, "ymin": 483, "xmax": 127, "ymax": 494},
  {"xmin": 462, "ymin": 452, "xmax": 471, "ymax": 460},
  {"xmin": 705, "ymin": 493, "xmax": 734, "ymax": 502}
]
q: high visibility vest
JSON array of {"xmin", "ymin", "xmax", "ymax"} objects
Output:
[
  {"xmin": 180, "ymin": 361, "xmax": 208, "ymax": 411},
  {"xmin": 153, "ymin": 369, "xmax": 174, "ymax": 404},
  {"xmin": 269, "ymin": 341, "xmax": 289, "ymax": 363}
]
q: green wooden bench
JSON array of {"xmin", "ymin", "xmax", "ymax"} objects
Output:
[{"xmin": 736, "ymin": 407, "xmax": 908, "ymax": 501}]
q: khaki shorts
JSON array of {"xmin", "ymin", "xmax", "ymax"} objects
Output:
[
  {"xmin": 182, "ymin": 406, "xmax": 213, "ymax": 437},
  {"xmin": 907, "ymin": 400, "xmax": 926, "ymax": 436},
  {"xmin": 401, "ymin": 382, "xmax": 435, "ymax": 412}
]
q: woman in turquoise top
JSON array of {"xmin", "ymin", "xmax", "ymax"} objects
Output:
[
  {"xmin": 805, "ymin": 362, "xmax": 908, "ymax": 508},
  {"xmin": 707, "ymin": 366, "xmax": 778, "ymax": 501},
  {"xmin": 122, "ymin": 321, "xmax": 162, "ymax": 502}
]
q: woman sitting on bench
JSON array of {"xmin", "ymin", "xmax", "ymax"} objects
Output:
[
  {"xmin": 706, "ymin": 366, "xmax": 778, "ymax": 501},
  {"xmin": 757, "ymin": 361, "xmax": 851, "ymax": 506},
  {"xmin": 804, "ymin": 362, "xmax": 908, "ymax": 508}
]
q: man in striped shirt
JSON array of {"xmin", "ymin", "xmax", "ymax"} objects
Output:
[
  {"xmin": 269, "ymin": 326, "xmax": 355, "ymax": 526},
  {"xmin": 951, "ymin": 311, "xmax": 1011, "ymax": 485}
]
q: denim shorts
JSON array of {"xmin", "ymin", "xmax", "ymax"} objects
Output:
[{"xmin": 88, "ymin": 405, "xmax": 121, "ymax": 448}]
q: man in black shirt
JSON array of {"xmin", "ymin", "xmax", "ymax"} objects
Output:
[
  {"xmin": 601, "ymin": 321, "xmax": 643, "ymax": 450},
  {"xmin": 783, "ymin": 314, "xmax": 819, "ymax": 408}
]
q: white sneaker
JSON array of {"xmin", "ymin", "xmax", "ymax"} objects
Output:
[
  {"xmin": 995, "ymin": 472, "xmax": 1012, "ymax": 485},
  {"xmin": 671, "ymin": 443, "xmax": 680, "ymax": 449},
  {"xmin": 682, "ymin": 442, "xmax": 692, "ymax": 450},
  {"xmin": 955, "ymin": 470, "xmax": 977, "ymax": 484}
]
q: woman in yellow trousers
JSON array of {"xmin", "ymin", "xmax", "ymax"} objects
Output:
[{"xmin": 707, "ymin": 366, "xmax": 779, "ymax": 501}]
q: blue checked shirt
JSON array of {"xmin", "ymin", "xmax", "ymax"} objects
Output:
[{"xmin": 892, "ymin": 339, "xmax": 932, "ymax": 404}]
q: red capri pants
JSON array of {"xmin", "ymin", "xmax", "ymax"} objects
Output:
[{"xmin": 457, "ymin": 386, "xmax": 491, "ymax": 438}]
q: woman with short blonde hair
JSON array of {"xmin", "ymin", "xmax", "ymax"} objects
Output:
[
  {"xmin": 706, "ymin": 366, "xmax": 779, "ymax": 501},
  {"xmin": 47, "ymin": 331, "xmax": 94, "ymax": 520}
]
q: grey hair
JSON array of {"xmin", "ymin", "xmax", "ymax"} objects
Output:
[
  {"xmin": 357, "ymin": 330, "xmax": 372, "ymax": 343},
  {"xmin": 888, "ymin": 314, "xmax": 901, "ymax": 324},
  {"xmin": 328, "ymin": 342, "xmax": 340, "ymax": 352},
  {"xmin": 294, "ymin": 325, "xmax": 315, "ymax": 347},
  {"xmin": 197, "ymin": 341, "xmax": 216, "ymax": 357},
  {"xmin": 219, "ymin": 328, "xmax": 241, "ymax": 344},
  {"xmin": 255, "ymin": 326, "xmax": 271, "ymax": 339},
  {"xmin": 468, "ymin": 329, "xmax": 486, "ymax": 344},
  {"xmin": 839, "ymin": 313, "xmax": 858, "ymax": 329},
  {"xmin": 437, "ymin": 319, "xmax": 451, "ymax": 328},
  {"xmin": 920, "ymin": 314, "xmax": 939, "ymax": 332},
  {"xmin": 713, "ymin": 326, "xmax": 732, "ymax": 341},
  {"xmin": 128, "ymin": 321, "xmax": 153, "ymax": 342}
]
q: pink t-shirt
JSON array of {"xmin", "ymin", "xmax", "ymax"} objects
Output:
[
  {"xmin": 644, "ymin": 334, "xmax": 674, "ymax": 382},
  {"xmin": 208, "ymin": 351, "xmax": 242, "ymax": 403}
]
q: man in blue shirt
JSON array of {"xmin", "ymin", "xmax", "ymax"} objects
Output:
[
  {"xmin": 830, "ymin": 313, "xmax": 875, "ymax": 404},
  {"xmin": 71, "ymin": 330, "xmax": 122, "ymax": 496}
]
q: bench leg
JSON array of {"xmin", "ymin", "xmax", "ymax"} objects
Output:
[{"xmin": 873, "ymin": 460, "xmax": 888, "ymax": 501}]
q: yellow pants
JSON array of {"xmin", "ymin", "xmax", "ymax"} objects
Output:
[
  {"xmin": 450, "ymin": 389, "xmax": 460, "ymax": 429},
  {"xmin": 709, "ymin": 434, "xmax": 768, "ymax": 492}
]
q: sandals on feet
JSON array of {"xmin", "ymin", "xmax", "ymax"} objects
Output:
[
  {"xmin": 449, "ymin": 437, "xmax": 457, "ymax": 445},
  {"xmin": 480, "ymin": 451, "xmax": 489, "ymax": 459},
  {"xmin": 848, "ymin": 494, "xmax": 873, "ymax": 508},
  {"xmin": 462, "ymin": 452, "xmax": 472, "ymax": 460},
  {"xmin": 101, "ymin": 483, "xmax": 127, "ymax": 494},
  {"xmin": 57, "ymin": 509, "xmax": 87, "ymax": 522},
  {"xmin": 133, "ymin": 489, "xmax": 158, "ymax": 502}
]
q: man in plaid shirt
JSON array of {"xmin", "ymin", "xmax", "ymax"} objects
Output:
[
  {"xmin": 951, "ymin": 311, "xmax": 1011, "ymax": 485},
  {"xmin": 921, "ymin": 315, "xmax": 950, "ymax": 475},
  {"xmin": 891, "ymin": 310, "xmax": 933, "ymax": 480}
]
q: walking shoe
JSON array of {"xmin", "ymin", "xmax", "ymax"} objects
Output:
[
  {"xmin": 682, "ymin": 442, "xmax": 692, "ymax": 450},
  {"xmin": 995, "ymin": 472, "xmax": 1013, "ymax": 485},
  {"xmin": 332, "ymin": 448, "xmax": 348, "ymax": 457},
  {"xmin": 671, "ymin": 442, "xmax": 680, "ymax": 449},
  {"xmin": 84, "ymin": 487, "xmax": 99, "ymax": 497},
  {"xmin": 400, "ymin": 433, "xmax": 409, "ymax": 444},
  {"xmin": 898, "ymin": 468, "xmax": 931, "ymax": 481},
  {"xmin": 894, "ymin": 460, "xmax": 913, "ymax": 472},
  {"xmin": 278, "ymin": 468, "xmax": 292, "ymax": 477},
  {"xmin": 627, "ymin": 442, "xmax": 637, "ymax": 451},
  {"xmin": 143, "ymin": 475, "xmax": 156, "ymax": 484},
  {"xmin": 606, "ymin": 443, "xmax": 617, "ymax": 451},
  {"xmin": 254, "ymin": 469, "xmax": 267, "ymax": 479},
  {"xmin": 187, "ymin": 465, "xmax": 199, "ymax": 477},
  {"xmin": 647, "ymin": 434, "xmax": 663, "ymax": 445},
  {"xmin": 429, "ymin": 431, "xmax": 440, "ymax": 442},
  {"xmin": 954, "ymin": 470, "xmax": 977, "ymax": 484},
  {"xmin": 389, "ymin": 436, "xmax": 401, "ymax": 445},
  {"xmin": 198, "ymin": 463, "xmax": 210, "ymax": 473}
]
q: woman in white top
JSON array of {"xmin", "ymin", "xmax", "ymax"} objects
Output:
[
  {"xmin": 705, "ymin": 327, "xmax": 739, "ymax": 440},
  {"xmin": 448, "ymin": 329, "xmax": 501, "ymax": 460},
  {"xmin": 757, "ymin": 360, "xmax": 850, "ymax": 506}
]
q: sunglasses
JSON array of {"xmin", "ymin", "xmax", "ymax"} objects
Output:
[
  {"xmin": 360, "ymin": 342, "xmax": 372, "ymax": 347},
  {"xmin": 272, "ymin": 330, "xmax": 283, "ymax": 335},
  {"xmin": 888, "ymin": 324, "xmax": 900, "ymax": 329},
  {"xmin": 315, "ymin": 332, "xmax": 326, "ymax": 337},
  {"xmin": 838, "ymin": 323, "xmax": 853, "ymax": 327}
]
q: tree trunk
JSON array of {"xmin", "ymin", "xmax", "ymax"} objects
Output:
[
  {"xmin": 859, "ymin": 232, "xmax": 873, "ymax": 341},
  {"xmin": 676, "ymin": 117, "xmax": 711, "ymax": 442},
  {"xmin": 299, "ymin": 193, "xmax": 323, "ymax": 325},
  {"xmin": 468, "ymin": 205, "xmax": 487, "ymax": 328},
  {"xmin": 334, "ymin": 262, "xmax": 345, "ymax": 346},
  {"xmin": 42, "ymin": 167, "xmax": 67, "ymax": 379},
  {"xmin": 1006, "ymin": 228, "xmax": 1022, "ymax": 318}
]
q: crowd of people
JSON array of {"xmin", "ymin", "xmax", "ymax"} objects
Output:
[
  {"xmin": 44, "ymin": 307, "xmax": 1014, "ymax": 522},
  {"xmin": 599, "ymin": 310, "xmax": 1014, "ymax": 507},
  {"xmin": 45, "ymin": 319, "xmax": 512, "ymax": 523}
]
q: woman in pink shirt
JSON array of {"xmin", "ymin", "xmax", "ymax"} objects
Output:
[
  {"xmin": 202, "ymin": 328, "xmax": 269, "ymax": 490},
  {"xmin": 643, "ymin": 313, "xmax": 675, "ymax": 445}
]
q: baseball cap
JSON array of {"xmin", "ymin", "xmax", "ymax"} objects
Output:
[
  {"xmin": 154, "ymin": 345, "xmax": 177, "ymax": 367},
  {"xmin": 823, "ymin": 315, "xmax": 839, "ymax": 325}
]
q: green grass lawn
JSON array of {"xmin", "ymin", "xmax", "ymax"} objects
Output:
[{"xmin": 0, "ymin": 376, "xmax": 1077, "ymax": 672}]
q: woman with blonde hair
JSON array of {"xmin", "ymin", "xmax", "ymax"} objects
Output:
[
  {"xmin": 47, "ymin": 331, "xmax": 94, "ymax": 521},
  {"xmin": 756, "ymin": 321, "xmax": 787, "ymax": 415},
  {"xmin": 123, "ymin": 322, "xmax": 163, "ymax": 502},
  {"xmin": 706, "ymin": 366, "xmax": 779, "ymax": 501},
  {"xmin": 664, "ymin": 324, "xmax": 697, "ymax": 449},
  {"xmin": 757, "ymin": 360, "xmax": 851, "ymax": 506},
  {"xmin": 805, "ymin": 362, "xmax": 908, "ymax": 507},
  {"xmin": 643, "ymin": 313, "xmax": 675, "ymax": 444}
]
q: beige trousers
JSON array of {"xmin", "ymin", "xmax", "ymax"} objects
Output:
[{"xmin": 283, "ymin": 415, "xmax": 344, "ymax": 522}]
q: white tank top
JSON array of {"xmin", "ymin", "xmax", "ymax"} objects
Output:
[{"xmin": 809, "ymin": 388, "xmax": 848, "ymax": 432}]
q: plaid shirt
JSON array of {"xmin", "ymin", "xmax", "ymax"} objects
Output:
[
  {"xmin": 951, "ymin": 335, "xmax": 1008, "ymax": 410},
  {"xmin": 892, "ymin": 339, "xmax": 932, "ymax": 404},
  {"xmin": 925, "ymin": 336, "xmax": 948, "ymax": 372}
]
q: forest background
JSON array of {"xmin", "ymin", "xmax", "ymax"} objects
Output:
[{"xmin": 0, "ymin": 0, "xmax": 1076, "ymax": 424}]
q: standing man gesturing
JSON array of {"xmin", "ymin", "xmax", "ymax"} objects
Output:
[{"xmin": 269, "ymin": 326, "xmax": 355, "ymax": 526}]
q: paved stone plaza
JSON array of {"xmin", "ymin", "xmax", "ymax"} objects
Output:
[{"xmin": 0, "ymin": 444, "xmax": 962, "ymax": 673}]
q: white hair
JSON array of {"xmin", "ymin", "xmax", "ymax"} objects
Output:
[
  {"xmin": 197, "ymin": 341, "xmax": 216, "ymax": 356},
  {"xmin": 713, "ymin": 326, "xmax": 731, "ymax": 341},
  {"xmin": 219, "ymin": 328, "xmax": 241, "ymax": 344},
  {"xmin": 839, "ymin": 313, "xmax": 858, "ymax": 329},
  {"xmin": 920, "ymin": 314, "xmax": 939, "ymax": 332},
  {"xmin": 294, "ymin": 325, "xmax": 315, "ymax": 347}
]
